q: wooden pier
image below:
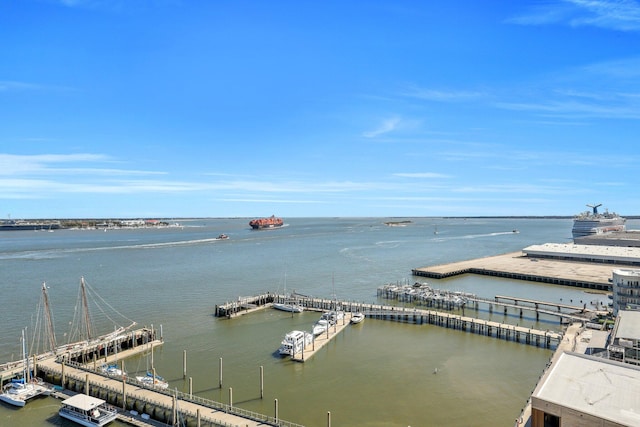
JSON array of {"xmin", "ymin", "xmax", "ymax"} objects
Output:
[
  {"xmin": 412, "ymin": 251, "xmax": 615, "ymax": 291},
  {"xmin": 361, "ymin": 305, "xmax": 562, "ymax": 348},
  {"xmin": 218, "ymin": 295, "xmax": 564, "ymax": 350},
  {"xmin": 215, "ymin": 293, "xmax": 275, "ymax": 317},
  {"xmin": 290, "ymin": 313, "xmax": 353, "ymax": 362},
  {"xmin": 37, "ymin": 354, "xmax": 304, "ymax": 427}
]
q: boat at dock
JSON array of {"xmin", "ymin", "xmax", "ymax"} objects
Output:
[
  {"xmin": 273, "ymin": 301, "xmax": 304, "ymax": 313},
  {"xmin": 100, "ymin": 364, "xmax": 125, "ymax": 378},
  {"xmin": 278, "ymin": 330, "xmax": 313, "ymax": 356},
  {"xmin": 249, "ymin": 215, "xmax": 283, "ymax": 230},
  {"xmin": 350, "ymin": 312, "xmax": 365, "ymax": 324},
  {"xmin": 0, "ymin": 329, "xmax": 51, "ymax": 407},
  {"xmin": 58, "ymin": 393, "xmax": 118, "ymax": 427},
  {"xmin": 135, "ymin": 371, "xmax": 169, "ymax": 390},
  {"xmin": 273, "ymin": 287, "xmax": 304, "ymax": 313},
  {"xmin": 312, "ymin": 318, "xmax": 330, "ymax": 335},
  {"xmin": 572, "ymin": 203, "xmax": 626, "ymax": 239},
  {"xmin": 321, "ymin": 310, "xmax": 344, "ymax": 325}
]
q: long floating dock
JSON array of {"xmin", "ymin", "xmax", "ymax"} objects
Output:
[
  {"xmin": 218, "ymin": 295, "xmax": 564, "ymax": 352},
  {"xmin": 411, "ymin": 251, "xmax": 615, "ymax": 290},
  {"xmin": 290, "ymin": 313, "xmax": 353, "ymax": 362},
  {"xmin": 37, "ymin": 353, "xmax": 303, "ymax": 427}
]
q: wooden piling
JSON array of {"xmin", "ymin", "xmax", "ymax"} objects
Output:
[
  {"xmin": 260, "ymin": 366, "xmax": 264, "ymax": 399},
  {"xmin": 183, "ymin": 350, "xmax": 187, "ymax": 378}
]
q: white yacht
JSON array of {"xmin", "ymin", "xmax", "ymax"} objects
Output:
[
  {"xmin": 278, "ymin": 330, "xmax": 313, "ymax": 356},
  {"xmin": 312, "ymin": 318, "xmax": 330, "ymax": 336},
  {"xmin": 321, "ymin": 310, "xmax": 345, "ymax": 325},
  {"xmin": 58, "ymin": 393, "xmax": 118, "ymax": 427},
  {"xmin": 350, "ymin": 312, "xmax": 365, "ymax": 324}
]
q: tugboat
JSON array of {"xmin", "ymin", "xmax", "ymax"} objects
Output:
[{"xmin": 249, "ymin": 215, "xmax": 283, "ymax": 230}]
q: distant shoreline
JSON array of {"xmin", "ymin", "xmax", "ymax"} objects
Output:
[{"xmin": 3, "ymin": 215, "xmax": 640, "ymax": 222}]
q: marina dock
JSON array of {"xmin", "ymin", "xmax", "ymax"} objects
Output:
[
  {"xmin": 290, "ymin": 313, "xmax": 353, "ymax": 362},
  {"xmin": 220, "ymin": 295, "xmax": 564, "ymax": 354},
  {"xmin": 412, "ymin": 251, "xmax": 616, "ymax": 290},
  {"xmin": 2, "ymin": 325, "xmax": 303, "ymax": 427},
  {"xmin": 37, "ymin": 357, "xmax": 303, "ymax": 427}
]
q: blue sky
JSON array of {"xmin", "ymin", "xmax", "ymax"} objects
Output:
[{"xmin": 1, "ymin": 0, "xmax": 639, "ymax": 219}]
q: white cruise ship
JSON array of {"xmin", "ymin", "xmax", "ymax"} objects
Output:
[{"xmin": 572, "ymin": 204, "xmax": 626, "ymax": 240}]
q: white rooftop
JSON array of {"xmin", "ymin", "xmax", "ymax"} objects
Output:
[
  {"xmin": 614, "ymin": 310, "xmax": 640, "ymax": 341},
  {"xmin": 524, "ymin": 243, "xmax": 640, "ymax": 263},
  {"xmin": 61, "ymin": 393, "xmax": 106, "ymax": 411},
  {"xmin": 533, "ymin": 352, "xmax": 640, "ymax": 426}
]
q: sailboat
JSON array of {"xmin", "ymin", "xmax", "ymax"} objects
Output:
[
  {"xmin": 100, "ymin": 333, "xmax": 126, "ymax": 378},
  {"xmin": 135, "ymin": 344, "xmax": 168, "ymax": 389},
  {"xmin": 0, "ymin": 329, "xmax": 51, "ymax": 407},
  {"xmin": 273, "ymin": 273, "xmax": 304, "ymax": 313}
]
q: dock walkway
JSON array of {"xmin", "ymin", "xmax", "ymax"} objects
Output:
[
  {"xmin": 38, "ymin": 355, "xmax": 303, "ymax": 427},
  {"xmin": 412, "ymin": 251, "xmax": 616, "ymax": 290},
  {"xmin": 291, "ymin": 313, "xmax": 353, "ymax": 362}
]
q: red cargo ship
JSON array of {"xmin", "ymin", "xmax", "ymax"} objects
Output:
[{"xmin": 249, "ymin": 215, "xmax": 284, "ymax": 230}]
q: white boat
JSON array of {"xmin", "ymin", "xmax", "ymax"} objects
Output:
[
  {"xmin": 0, "ymin": 329, "xmax": 51, "ymax": 407},
  {"xmin": 273, "ymin": 301, "xmax": 304, "ymax": 313},
  {"xmin": 58, "ymin": 393, "xmax": 118, "ymax": 427},
  {"xmin": 273, "ymin": 274, "xmax": 304, "ymax": 313},
  {"xmin": 0, "ymin": 378, "xmax": 51, "ymax": 407},
  {"xmin": 321, "ymin": 310, "xmax": 344, "ymax": 325},
  {"xmin": 100, "ymin": 364, "xmax": 125, "ymax": 378},
  {"xmin": 312, "ymin": 318, "xmax": 330, "ymax": 336},
  {"xmin": 135, "ymin": 372, "xmax": 169, "ymax": 390},
  {"xmin": 278, "ymin": 330, "xmax": 313, "ymax": 356},
  {"xmin": 350, "ymin": 312, "xmax": 365, "ymax": 324}
]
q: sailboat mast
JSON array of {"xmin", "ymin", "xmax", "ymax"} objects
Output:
[
  {"xmin": 22, "ymin": 328, "xmax": 30, "ymax": 382},
  {"xmin": 41, "ymin": 282, "xmax": 57, "ymax": 352},
  {"xmin": 80, "ymin": 277, "xmax": 94, "ymax": 340}
]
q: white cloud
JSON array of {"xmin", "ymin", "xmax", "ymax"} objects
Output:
[
  {"xmin": 362, "ymin": 117, "xmax": 401, "ymax": 138},
  {"xmin": 393, "ymin": 172, "xmax": 451, "ymax": 179},
  {"xmin": 508, "ymin": 0, "xmax": 640, "ymax": 31},
  {"xmin": 398, "ymin": 87, "xmax": 484, "ymax": 102}
]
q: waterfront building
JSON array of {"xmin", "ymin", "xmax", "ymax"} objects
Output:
[
  {"xmin": 611, "ymin": 270, "xmax": 640, "ymax": 315},
  {"xmin": 523, "ymin": 243, "xmax": 640, "ymax": 266},
  {"xmin": 607, "ymin": 310, "xmax": 640, "ymax": 366},
  {"xmin": 531, "ymin": 352, "xmax": 640, "ymax": 427}
]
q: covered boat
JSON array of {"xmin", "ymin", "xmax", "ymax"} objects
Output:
[{"xmin": 58, "ymin": 393, "xmax": 117, "ymax": 427}]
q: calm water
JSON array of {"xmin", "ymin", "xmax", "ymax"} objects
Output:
[{"xmin": 0, "ymin": 217, "xmax": 630, "ymax": 426}]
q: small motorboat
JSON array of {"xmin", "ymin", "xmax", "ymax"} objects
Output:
[
  {"xmin": 350, "ymin": 312, "xmax": 365, "ymax": 324},
  {"xmin": 217, "ymin": 234, "xmax": 229, "ymax": 240}
]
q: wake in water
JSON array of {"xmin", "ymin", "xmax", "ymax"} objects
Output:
[
  {"xmin": 0, "ymin": 236, "xmax": 227, "ymax": 261},
  {"xmin": 433, "ymin": 231, "xmax": 518, "ymax": 242}
]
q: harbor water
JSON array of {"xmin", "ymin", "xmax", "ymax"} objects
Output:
[{"xmin": 0, "ymin": 217, "xmax": 631, "ymax": 426}]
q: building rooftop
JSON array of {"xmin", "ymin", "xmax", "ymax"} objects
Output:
[
  {"xmin": 575, "ymin": 230, "xmax": 640, "ymax": 247},
  {"xmin": 524, "ymin": 243, "xmax": 640, "ymax": 264},
  {"xmin": 533, "ymin": 352, "xmax": 640, "ymax": 426},
  {"xmin": 613, "ymin": 310, "xmax": 640, "ymax": 341}
]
